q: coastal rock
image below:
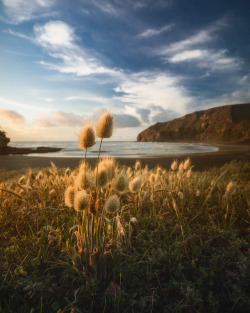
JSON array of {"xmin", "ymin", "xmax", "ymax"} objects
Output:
[
  {"xmin": 0, "ymin": 146, "xmax": 62, "ymax": 155},
  {"xmin": 137, "ymin": 103, "xmax": 250, "ymax": 144},
  {"xmin": 0, "ymin": 129, "xmax": 10, "ymax": 148}
]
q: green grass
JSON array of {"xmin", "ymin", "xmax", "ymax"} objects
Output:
[{"xmin": 0, "ymin": 160, "xmax": 249, "ymax": 313}]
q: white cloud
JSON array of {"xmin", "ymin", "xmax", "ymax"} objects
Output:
[
  {"xmin": 138, "ymin": 24, "xmax": 173, "ymax": 38},
  {"xmin": 34, "ymin": 21, "xmax": 76, "ymax": 49},
  {"xmin": 34, "ymin": 21, "xmax": 120, "ymax": 76},
  {"xmin": 114, "ymin": 72, "xmax": 190, "ymax": 117},
  {"xmin": 170, "ymin": 50, "xmax": 203, "ymax": 62},
  {"xmin": 2, "ymin": 0, "xmax": 57, "ymax": 24},
  {"xmin": 0, "ymin": 109, "xmax": 25, "ymax": 124}
]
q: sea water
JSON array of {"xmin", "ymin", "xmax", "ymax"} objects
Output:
[{"xmin": 9, "ymin": 141, "xmax": 219, "ymax": 158}]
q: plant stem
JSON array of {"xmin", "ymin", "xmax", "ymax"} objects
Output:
[{"xmin": 95, "ymin": 138, "xmax": 103, "ymax": 188}]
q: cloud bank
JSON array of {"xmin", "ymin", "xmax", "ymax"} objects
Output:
[{"xmin": 0, "ymin": 109, "xmax": 25, "ymax": 124}]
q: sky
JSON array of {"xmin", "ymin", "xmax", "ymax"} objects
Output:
[{"xmin": 0, "ymin": 0, "xmax": 249, "ymax": 141}]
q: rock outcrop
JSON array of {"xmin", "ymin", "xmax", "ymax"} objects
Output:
[
  {"xmin": 0, "ymin": 129, "xmax": 10, "ymax": 148},
  {"xmin": 137, "ymin": 103, "xmax": 250, "ymax": 144}
]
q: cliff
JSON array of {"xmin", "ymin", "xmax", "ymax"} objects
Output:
[
  {"xmin": 137, "ymin": 103, "xmax": 250, "ymax": 144},
  {"xmin": 0, "ymin": 129, "xmax": 10, "ymax": 148}
]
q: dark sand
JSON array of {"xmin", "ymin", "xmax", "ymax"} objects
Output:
[{"xmin": 0, "ymin": 144, "xmax": 250, "ymax": 172}]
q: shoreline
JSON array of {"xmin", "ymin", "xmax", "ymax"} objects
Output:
[{"xmin": 0, "ymin": 143, "xmax": 250, "ymax": 172}]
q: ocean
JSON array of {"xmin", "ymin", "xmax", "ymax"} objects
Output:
[{"xmin": 9, "ymin": 141, "xmax": 219, "ymax": 158}]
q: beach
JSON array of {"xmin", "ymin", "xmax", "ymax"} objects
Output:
[{"xmin": 0, "ymin": 144, "xmax": 250, "ymax": 171}]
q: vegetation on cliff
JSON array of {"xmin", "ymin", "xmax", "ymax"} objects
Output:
[{"xmin": 137, "ymin": 103, "xmax": 250, "ymax": 144}]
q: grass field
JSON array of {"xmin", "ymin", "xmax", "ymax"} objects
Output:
[{"xmin": 0, "ymin": 158, "xmax": 249, "ymax": 313}]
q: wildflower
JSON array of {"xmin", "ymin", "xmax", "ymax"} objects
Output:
[
  {"xmin": 113, "ymin": 173, "xmax": 128, "ymax": 193},
  {"xmin": 129, "ymin": 177, "xmax": 141, "ymax": 192},
  {"xmin": 104, "ymin": 195, "xmax": 120, "ymax": 214},
  {"xmin": 96, "ymin": 112, "xmax": 113, "ymax": 138},
  {"xmin": 171, "ymin": 160, "xmax": 178, "ymax": 171},
  {"xmin": 65, "ymin": 186, "xmax": 75, "ymax": 208},
  {"xmin": 79, "ymin": 124, "xmax": 96, "ymax": 149},
  {"xmin": 74, "ymin": 190, "xmax": 90, "ymax": 211},
  {"xmin": 135, "ymin": 161, "xmax": 141, "ymax": 171}
]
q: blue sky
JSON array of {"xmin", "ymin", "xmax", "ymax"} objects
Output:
[{"xmin": 0, "ymin": 0, "xmax": 249, "ymax": 141}]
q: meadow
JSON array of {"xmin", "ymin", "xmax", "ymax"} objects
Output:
[{"xmin": 0, "ymin": 113, "xmax": 249, "ymax": 313}]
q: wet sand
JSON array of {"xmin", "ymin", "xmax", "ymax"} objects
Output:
[{"xmin": 0, "ymin": 144, "xmax": 250, "ymax": 172}]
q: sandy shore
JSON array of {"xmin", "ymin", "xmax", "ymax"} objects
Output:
[{"xmin": 0, "ymin": 144, "xmax": 250, "ymax": 172}]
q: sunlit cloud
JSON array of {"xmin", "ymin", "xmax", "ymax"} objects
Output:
[
  {"xmin": 0, "ymin": 109, "xmax": 25, "ymax": 124},
  {"xmin": 34, "ymin": 20, "xmax": 120, "ymax": 76},
  {"xmin": 1, "ymin": 0, "xmax": 57, "ymax": 24}
]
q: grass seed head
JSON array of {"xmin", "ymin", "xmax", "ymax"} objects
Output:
[
  {"xmin": 183, "ymin": 158, "xmax": 191, "ymax": 170},
  {"xmin": 105, "ymin": 194, "xmax": 120, "ymax": 214},
  {"xmin": 96, "ymin": 112, "xmax": 113, "ymax": 138},
  {"xmin": 113, "ymin": 173, "xmax": 128, "ymax": 193},
  {"xmin": 74, "ymin": 190, "xmax": 89, "ymax": 211},
  {"xmin": 18, "ymin": 175, "xmax": 26, "ymax": 184},
  {"xmin": 97, "ymin": 166, "xmax": 109, "ymax": 188},
  {"xmin": 156, "ymin": 167, "xmax": 162, "ymax": 177},
  {"xmin": 226, "ymin": 181, "xmax": 235, "ymax": 193},
  {"xmin": 129, "ymin": 177, "xmax": 141, "ymax": 192},
  {"xmin": 135, "ymin": 161, "xmax": 141, "ymax": 171},
  {"xmin": 79, "ymin": 124, "xmax": 96, "ymax": 149},
  {"xmin": 98, "ymin": 157, "xmax": 115, "ymax": 180},
  {"xmin": 65, "ymin": 186, "xmax": 75, "ymax": 207},
  {"xmin": 171, "ymin": 160, "xmax": 178, "ymax": 171}
]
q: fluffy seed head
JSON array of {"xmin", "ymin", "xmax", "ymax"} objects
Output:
[
  {"xmin": 130, "ymin": 217, "xmax": 138, "ymax": 224},
  {"xmin": 97, "ymin": 166, "xmax": 109, "ymax": 188},
  {"xmin": 196, "ymin": 190, "xmax": 200, "ymax": 197},
  {"xmin": 135, "ymin": 161, "xmax": 141, "ymax": 171},
  {"xmin": 98, "ymin": 157, "xmax": 115, "ymax": 180},
  {"xmin": 74, "ymin": 170, "xmax": 94, "ymax": 190},
  {"xmin": 36, "ymin": 171, "xmax": 43, "ymax": 181},
  {"xmin": 186, "ymin": 168, "xmax": 192, "ymax": 179},
  {"xmin": 65, "ymin": 186, "xmax": 75, "ymax": 207},
  {"xmin": 171, "ymin": 160, "xmax": 178, "ymax": 171},
  {"xmin": 129, "ymin": 177, "xmax": 141, "ymax": 192},
  {"xmin": 149, "ymin": 174, "xmax": 156, "ymax": 183},
  {"xmin": 113, "ymin": 173, "xmax": 128, "ymax": 193},
  {"xmin": 96, "ymin": 112, "xmax": 113, "ymax": 138},
  {"xmin": 50, "ymin": 189, "xmax": 56, "ymax": 198},
  {"xmin": 79, "ymin": 124, "xmax": 96, "ymax": 149},
  {"xmin": 104, "ymin": 195, "xmax": 120, "ymax": 214},
  {"xmin": 226, "ymin": 181, "xmax": 235, "ymax": 193},
  {"xmin": 74, "ymin": 190, "xmax": 89, "ymax": 211},
  {"xmin": 183, "ymin": 158, "xmax": 191, "ymax": 170},
  {"xmin": 178, "ymin": 162, "xmax": 184, "ymax": 173},
  {"xmin": 156, "ymin": 167, "xmax": 162, "ymax": 177},
  {"xmin": 178, "ymin": 191, "xmax": 184, "ymax": 200}
]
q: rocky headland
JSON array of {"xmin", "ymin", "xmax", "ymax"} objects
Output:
[
  {"xmin": 137, "ymin": 103, "xmax": 250, "ymax": 144},
  {"xmin": 0, "ymin": 129, "xmax": 61, "ymax": 155}
]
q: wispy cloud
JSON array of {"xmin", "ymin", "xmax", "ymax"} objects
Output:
[
  {"xmin": 34, "ymin": 20, "xmax": 120, "ymax": 76},
  {"xmin": 138, "ymin": 24, "xmax": 173, "ymax": 38},
  {"xmin": 1, "ymin": 0, "xmax": 57, "ymax": 24},
  {"xmin": 36, "ymin": 110, "xmax": 141, "ymax": 128},
  {"xmin": 169, "ymin": 49, "xmax": 242, "ymax": 71},
  {"xmin": 0, "ymin": 96, "xmax": 46, "ymax": 112},
  {"xmin": 0, "ymin": 109, "xmax": 25, "ymax": 124}
]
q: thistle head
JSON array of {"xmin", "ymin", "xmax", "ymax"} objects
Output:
[
  {"xmin": 96, "ymin": 112, "xmax": 113, "ymax": 138},
  {"xmin": 129, "ymin": 176, "xmax": 141, "ymax": 192},
  {"xmin": 74, "ymin": 190, "xmax": 89, "ymax": 211},
  {"xmin": 113, "ymin": 173, "xmax": 128, "ymax": 193},
  {"xmin": 65, "ymin": 186, "xmax": 75, "ymax": 208},
  {"xmin": 79, "ymin": 124, "xmax": 96, "ymax": 149},
  {"xmin": 104, "ymin": 194, "xmax": 120, "ymax": 214}
]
